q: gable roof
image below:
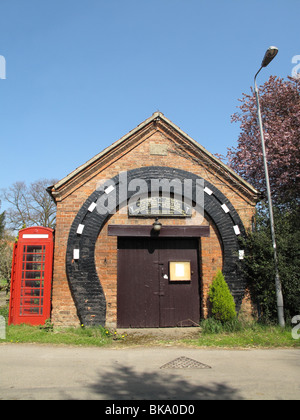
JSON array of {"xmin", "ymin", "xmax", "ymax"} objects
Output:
[{"xmin": 48, "ymin": 112, "xmax": 259, "ymax": 202}]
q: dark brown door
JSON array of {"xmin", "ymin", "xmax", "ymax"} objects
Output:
[{"xmin": 117, "ymin": 237, "xmax": 200, "ymax": 328}]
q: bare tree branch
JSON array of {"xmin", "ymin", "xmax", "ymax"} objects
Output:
[{"xmin": 1, "ymin": 179, "xmax": 58, "ymax": 231}]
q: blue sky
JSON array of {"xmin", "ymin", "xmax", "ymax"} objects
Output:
[{"xmin": 0, "ymin": 0, "xmax": 299, "ymax": 210}]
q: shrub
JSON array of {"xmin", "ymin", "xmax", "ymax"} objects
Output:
[
  {"xmin": 200, "ymin": 318, "xmax": 223, "ymax": 334},
  {"xmin": 208, "ymin": 270, "xmax": 237, "ymax": 323}
]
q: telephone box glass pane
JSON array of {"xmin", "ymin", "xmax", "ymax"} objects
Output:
[{"xmin": 20, "ymin": 245, "xmax": 46, "ymax": 316}]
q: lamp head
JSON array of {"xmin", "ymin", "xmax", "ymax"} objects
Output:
[
  {"xmin": 153, "ymin": 218, "xmax": 162, "ymax": 232},
  {"xmin": 261, "ymin": 46, "xmax": 278, "ymax": 67}
]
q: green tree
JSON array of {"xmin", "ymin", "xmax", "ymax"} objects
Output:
[
  {"xmin": 227, "ymin": 75, "xmax": 300, "ymax": 323},
  {"xmin": 208, "ymin": 270, "xmax": 237, "ymax": 323},
  {"xmin": 241, "ymin": 204, "xmax": 300, "ymax": 322}
]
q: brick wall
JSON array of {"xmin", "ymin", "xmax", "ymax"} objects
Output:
[{"xmin": 51, "ymin": 122, "xmax": 257, "ymax": 327}]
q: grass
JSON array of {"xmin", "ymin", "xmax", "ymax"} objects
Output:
[
  {"xmin": 1, "ymin": 322, "xmax": 299, "ymax": 349},
  {"xmin": 0, "ymin": 304, "xmax": 299, "ymax": 348},
  {"xmin": 0, "ymin": 304, "xmax": 125, "ymax": 347},
  {"xmin": 185, "ymin": 318, "xmax": 300, "ymax": 348},
  {"xmin": 184, "ymin": 324, "xmax": 299, "ymax": 348},
  {"xmin": 0, "ymin": 278, "xmax": 8, "ymax": 290},
  {"xmin": 1, "ymin": 324, "xmax": 118, "ymax": 347}
]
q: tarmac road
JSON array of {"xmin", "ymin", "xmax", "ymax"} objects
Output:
[{"xmin": 0, "ymin": 344, "xmax": 299, "ymax": 400}]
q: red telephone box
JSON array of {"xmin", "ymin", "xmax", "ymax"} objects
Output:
[{"xmin": 9, "ymin": 227, "xmax": 54, "ymax": 326}]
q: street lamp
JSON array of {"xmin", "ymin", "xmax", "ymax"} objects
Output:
[{"xmin": 254, "ymin": 46, "xmax": 285, "ymax": 327}]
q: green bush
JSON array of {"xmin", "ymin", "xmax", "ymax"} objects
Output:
[{"xmin": 208, "ymin": 270, "xmax": 237, "ymax": 323}]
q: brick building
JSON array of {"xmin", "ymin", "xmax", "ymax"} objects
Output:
[{"xmin": 48, "ymin": 112, "xmax": 259, "ymax": 328}]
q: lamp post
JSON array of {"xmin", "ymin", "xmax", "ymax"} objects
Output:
[{"xmin": 254, "ymin": 46, "xmax": 285, "ymax": 327}]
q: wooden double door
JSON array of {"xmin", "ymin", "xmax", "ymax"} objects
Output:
[{"xmin": 117, "ymin": 237, "xmax": 200, "ymax": 328}]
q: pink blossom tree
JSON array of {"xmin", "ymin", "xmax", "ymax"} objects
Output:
[{"xmin": 227, "ymin": 76, "xmax": 300, "ymax": 206}]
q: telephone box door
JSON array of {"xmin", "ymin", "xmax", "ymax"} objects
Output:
[{"xmin": 8, "ymin": 227, "xmax": 54, "ymax": 326}]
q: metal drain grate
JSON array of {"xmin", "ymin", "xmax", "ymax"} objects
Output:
[{"xmin": 160, "ymin": 356, "xmax": 211, "ymax": 369}]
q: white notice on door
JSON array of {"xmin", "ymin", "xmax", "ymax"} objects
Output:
[{"xmin": 175, "ymin": 263, "xmax": 185, "ymax": 277}]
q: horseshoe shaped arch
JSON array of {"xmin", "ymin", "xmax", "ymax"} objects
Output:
[{"xmin": 66, "ymin": 167, "xmax": 246, "ymax": 326}]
